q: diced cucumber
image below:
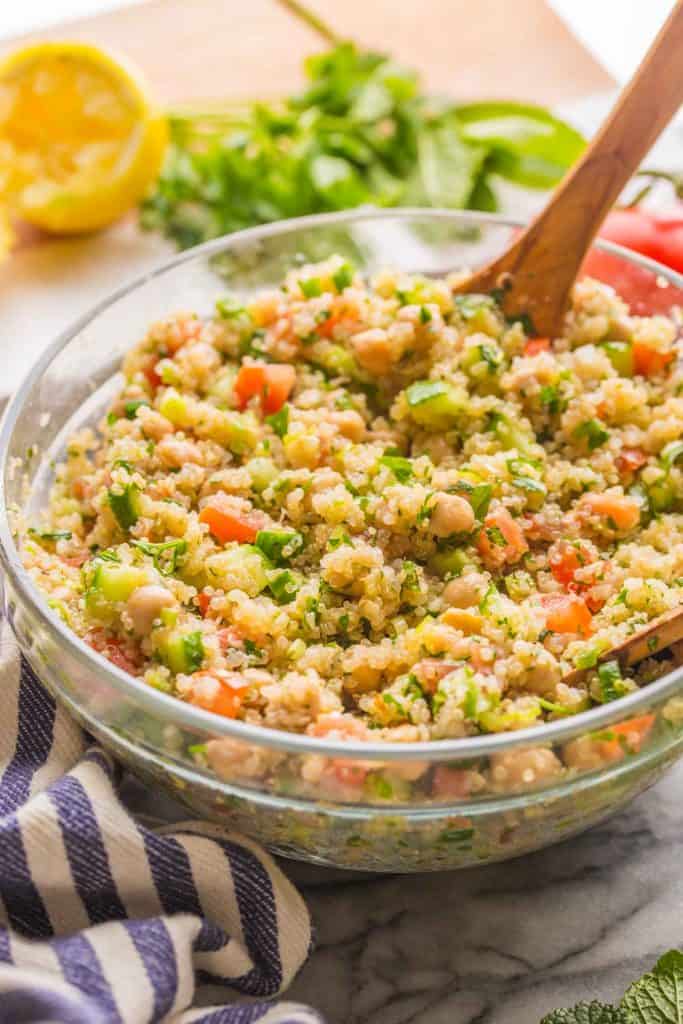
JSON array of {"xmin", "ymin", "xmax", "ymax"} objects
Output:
[
  {"xmin": 107, "ymin": 484, "xmax": 141, "ymax": 532},
  {"xmin": 363, "ymin": 770, "xmax": 412, "ymax": 802},
  {"xmin": 207, "ymin": 367, "xmax": 237, "ymax": 406},
  {"xmin": 159, "ymin": 389, "xmax": 193, "ymax": 427},
  {"xmin": 478, "ymin": 703, "xmax": 541, "ymax": 733},
  {"xmin": 226, "ymin": 412, "xmax": 259, "ymax": 455},
  {"xmin": 405, "ymin": 380, "xmax": 466, "ymax": 429},
  {"xmin": 647, "ymin": 472, "xmax": 677, "ymax": 513},
  {"xmin": 158, "ymin": 630, "xmax": 205, "ymax": 674},
  {"xmin": 96, "ymin": 564, "xmax": 150, "ymax": 602},
  {"xmin": 490, "ymin": 412, "xmax": 535, "ymax": 454},
  {"xmin": 246, "ymin": 457, "xmax": 279, "ymax": 492},
  {"xmin": 601, "ymin": 340, "xmax": 634, "ymax": 377},
  {"xmin": 255, "ymin": 529, "xmax": 304, "ymax": 565},
  {"xmin": 267, "ymin": 569, "xmax": 301, "ymax": 605},
  {"xmin": 205, "ymin": 545, "xmax": 270, "ymax": 597},
  {"xmin": 511, "ymin": 475, "xmax": 547, "ymax": 511},
  {"xmin": 313, "ymin": 344, "xmax": 358, "ymax": 379},
  {"xmin": 429, "ymin": 547, "xmax": 471, "ymax": 579}
]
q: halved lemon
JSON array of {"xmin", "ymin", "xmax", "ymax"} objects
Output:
[{"xmin": 0, "ymin": 42, "xmax": 168, "ymax": 234}]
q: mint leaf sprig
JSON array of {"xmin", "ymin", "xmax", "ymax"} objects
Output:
[{"xmin": 541, "ymin": 950, "xmax": 683, "ymax": 1023}]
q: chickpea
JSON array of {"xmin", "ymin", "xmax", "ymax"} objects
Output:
[
  {"xmin": 138, "ymin": 408, "xmax": 174, "ymax": 441},
  {"xmin": 156, "ymin": 435, "xmax": 203, "ymax": 468},
  {"xmin": 126, "ymin": 585, "xmax": 176, "ymax": 635},
  {"xmin": 330, "ymin": 409, "xmax": 366, "ymax": 442},
  {"xmin": 490, "ymin": 747, "xmax": 562, "ymax": 790},
  {"xmin": 350, "ymin": 328, "xmax": 393, "ymax": 375},
  {"xmin": 429, "ymin": 493, "xmax": 475, "ymax": 538},
  {"xmin": 443, "ymin": 572, "xmax": 488, "ymax": 608},
  {"xmin": 562, "ymin": 736, "xmax": 605, "ymax": 772}
]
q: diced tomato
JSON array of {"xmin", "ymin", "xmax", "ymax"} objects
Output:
[
  {"xmin": 477, "ymin": 507, "xmax": 528, "ymax": 569},
  {"xmin": 199, "ymin": 494, "xmax": 266, "ymax": 544},
  {"xmin": 196, "ymin": 592, "xmax": 211, "ymax": 616},
  {"xmin": 85, "ymin": 629, "xmax": 140, "ymax": 675},
  {"xmin": 540, "ymin": 593, "xmax": 593, "ymax": 637},
  {"xmin": 187, "ymin": 671, "xmax": 248, "ymax": 718},
  {"xmin": 432, "ymin": 766, "xmax": 471, "ymax": 799},
  {"xmin": 234, "ymin": 363, "xmax": 296, "ymax": 414},
  {"xmin": 333, "ymin": 761, "xmax": 369, "ymax": 787},
  {"xmin": 632, "ymin": 341, "xmax": 674, "ymax": 378},
  {"xmin": 413, "ymin": 659, "xmax": 461, "ymax": 694},
  {"xmin": 523, "ymin": 337, "xmax": 551, "ymax": 357},
  {"xmin": 307, "ymin": 713, "xmax": 369, "ymax": 740},
  {"xmin": 579, "ymin": 492, "xmax": 641, "ymax": 533},
  {"xmin": 217, "ymin": 627, "xmax": 244, "ymax": 652},
  {"xmin": 598, "ymin": 714, "xmax": 655, "ymax": 762},
  {"xmin": 63, "ymin": 551, "xmax": 89, "ymax": 568},
  {"xmin": 548, "ymin": 540, "xmax": 595, "ymax": 586},
  {"xmin": 141, "ymin": 354, "xmax": 162, "ymax": 391},
  {"xmin": 616, "ymin": 448, "xmax": 648, "ymax": 476}
]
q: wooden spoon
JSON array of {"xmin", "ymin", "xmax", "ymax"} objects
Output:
[
  {"xmin": 454, "ymin": 0, "xmax": 683, "ymax": 337},
  {"xmin": 563, "ymin": 608, "xmax": 683, "ymax": 688}
]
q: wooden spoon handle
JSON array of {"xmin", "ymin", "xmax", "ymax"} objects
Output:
[
  {"xmin": 459, "ymin": 0, "xmax": 683, "ymax": 336},
  {"xmin": 563, "ymin": 606, "xmax": 683, "ymax": 688}
]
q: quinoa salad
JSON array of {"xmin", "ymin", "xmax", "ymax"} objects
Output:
[{"xmin": 22, "ymin": 256, "xmax": 683, "ymax": 794}]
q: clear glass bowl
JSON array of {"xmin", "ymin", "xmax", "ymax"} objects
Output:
[{"xmin": 2, "ymin": 209, "xmax": 683, "ymax": 873}]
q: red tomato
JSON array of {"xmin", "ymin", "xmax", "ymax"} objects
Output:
[
  {"xmin": 432, "ymin": 766, "xmax": 471, "ymax": 799},
  {"xmin": 616, "ymin": 447, "xmax": 648, "ymax": 476},
  {"xmin": 632, "ymin": 341, "xmax": 674, "ymax": 377},
  {"xmin": 477, "ymin": 507, "xmax": 528, "ymax": 569},
  {"xmin": 548, "ymin": 540, "xmax": 594, "ymax": 586},
  {"xmin": 187, "ymin": 671, "xmax": 247, "ymax": 719},
  {"xmin": 540, "ymin": 593, "xmax": 593, "ymax": 637},
  {"xmin": 583, "ymin": 206, "xmax": 683, "ymax": 314},
  {"xmin": 523, "ymin": 337, "xmax": 551, "ymax": 356},
  {"xmin": 234, "ymin": 363, "xmax": 296, "ymax": 414},
  {"xmin": 199, "ymin": 494, "xmax": 266, "ymax": 544}
]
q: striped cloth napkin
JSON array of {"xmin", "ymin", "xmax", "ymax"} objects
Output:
[{"xmin": 0, "ymin": 616, "xmax": 322, "ymax": 1024}]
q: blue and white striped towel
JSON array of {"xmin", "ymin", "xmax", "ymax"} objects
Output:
[{"xmin": 0, "ymin": 617, "xmax": 321, "ymax": 1024}]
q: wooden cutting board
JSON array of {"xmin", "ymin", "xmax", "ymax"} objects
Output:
[{"xmin": 0, "ymin": 0, "xmax": 613, "ymax": 107}]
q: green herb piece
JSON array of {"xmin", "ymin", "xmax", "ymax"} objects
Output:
[
  {"xmin": 485, "ymin": 525, "xmax": 507, "ymax": 547},
  {"xmin": 216, "ymin": 295, "xmax": 246, "ymax": 319},
  {"xmin": 182, "ymin": 631, "xmax": 205, "ymax": 672},
  {"xmin": 537, "ymin": 698, "xmax": 575, "ymax": 716},
  {"xmin": 596, "ymin": 660, "xmax": 628, "ymax": 703},
  {"xmin": 130, "ymin": 537, "xmax": 188, "ymax": 576},
  {"xmin": 437, "ymin": 827, "xmax": 475, "ymax": 845},
  {"xmin": 332, "ymin": 262, "xmax": 354, "ymax": 292},
  {"xmin": 463, "ymin": 680, "xmax": 478, "ymax": 719},
  {"xmin": 268, "ymin": 569, "xmax": 300, "ymax": 605},
  {"xmin": 478, "ymin": 342, "xmax": 503, "ymax": 374},
  {"xmin": 539, "ymin": 383, "xmax": 567, "ymax": 415},
  {"xmin": 265, "ymin": 404, "xmax": 290, "ymax": 437},
  {"xmin": 300, "ymin": 276, "xmax": 323, "ymax": 298},
  {"xmin": 107, "ymin": 411, "xmax": 118, "ymax": 426},
  {"xmin": 255, "ymin": 529, "xmax": 304, "ymax": 565},
  {"xmin": 574, "ymin": 646, "xmax": 600, "ymax": 669},
  {"xmin": 28, "ymin": 528, "xmax": 72, "ymax": 543},
  {"xmin": 379, "ymin": 453, "xmax": 414, "ymax": 483},
  {"xmin": 466, "ymin": 482, "xmax": 493, "ymax": 521},
  {"xmin": 573, "ymin": 419, "xmax": 609, "ymax": 451},
  {"xmin": 661, "ymin": 440, "xmax": 683, "ymax": 471},
  {"xmin": 419, "ymin": 305, "xmax": 432, "ymax": 324},
  {"xmin": 601, "ymin": 340, "xmax": 634, "ymax": 377},
  {"xmin": 124, "ymin": 399, "xmax": 150, "ymax": 419},
  {"xmin": 187, "ymin": 743, "xmax": 208, "ymax": 756},
  {"xmin": 107, "ymin": 484, "xmax": 141, "ymax": 532},
  {"xmin": 512, "ymin": 475, "xmax": 547, "ymax": 510},
  {"xmin": 406, "ymin": 380, "xmax": 448, "ymax": 406}
]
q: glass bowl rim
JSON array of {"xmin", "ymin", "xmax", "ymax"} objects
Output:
[{"xmin": 2, "ymin": 206, "xmax": 683, "ymax": 764}]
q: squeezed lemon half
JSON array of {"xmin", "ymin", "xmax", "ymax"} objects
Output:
[{"xmin": 0, "ymin": 42, "xmax": 168, "ymax": 234}]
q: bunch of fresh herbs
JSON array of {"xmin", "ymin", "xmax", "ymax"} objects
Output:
[
  {"xmin": 541, "ymin": 949, "xmax": 683, "ymax": 1023},
  {"xmin": 141, "ymin": 5, "xmax": 585, "ymax": 248}
]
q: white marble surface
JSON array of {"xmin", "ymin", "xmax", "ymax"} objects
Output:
[{"xmin": 283, "ymin": 764, "xmax": 683, "ymax": 1023}]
